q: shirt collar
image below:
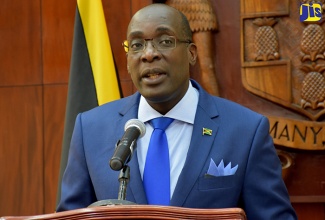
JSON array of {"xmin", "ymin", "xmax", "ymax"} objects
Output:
[{"xmin": 138, "ymin": 81, "xmax": 199, "ymax": 124}]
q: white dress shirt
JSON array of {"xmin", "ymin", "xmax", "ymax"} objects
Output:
[{"xmin": 137, "ymin": 81, "xmax": 199, "ymax": 198}]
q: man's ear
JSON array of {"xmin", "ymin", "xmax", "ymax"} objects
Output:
[{"xmin": 187, "ymin": 43, "xmax": 197, "ymax": 66}]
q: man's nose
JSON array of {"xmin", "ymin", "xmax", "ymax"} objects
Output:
[
  {"xmin": 141, "ymin": 42, "xmax": 161, "ymax": 62},
  {"xmin": 144, "ymin": 41, "xmax": 160, "ymax": 53}
]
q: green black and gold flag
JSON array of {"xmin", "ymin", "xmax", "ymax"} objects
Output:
[{"xmin": 57, "ymin": 0, "xmax": 121, "ymax": 204}]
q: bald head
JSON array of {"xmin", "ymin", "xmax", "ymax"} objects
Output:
[{"xmin": 127, "ymin": 4, "xmax": 192, "ymax": 41}]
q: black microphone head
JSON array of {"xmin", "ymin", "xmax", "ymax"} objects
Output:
[
  {"xmin": 110, "ymin": 158, "xmax": 124, "ymax": 171},
  {"xmin": 109, "ymin": 119, "xmax": 146, "ymax": 171},
  {"xmin": 124, "ymin": 119, "xmax": 146, "ymax": 137}
]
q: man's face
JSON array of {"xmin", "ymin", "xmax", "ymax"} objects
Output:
[{"xmin": 126, "ymin": 5, "xmax": 197, "ymax": 113}]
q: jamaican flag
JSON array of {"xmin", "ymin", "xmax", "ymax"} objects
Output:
[{"xmin": 57, "ymin": 0, "xmax": 121, "ymax": 204}]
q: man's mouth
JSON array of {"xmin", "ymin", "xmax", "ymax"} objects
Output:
[
  {"xmin": 145, "ymin": 72, "xmax": 163, "ymax": 79},
  {"xmin": 141, "ymin": 68, "xmax": 167, "ymax": 84},
  {"xmin": 142, "ymin": 68, "xmax": 166, "ymax": 78}
]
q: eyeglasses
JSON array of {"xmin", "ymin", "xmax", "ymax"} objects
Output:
[{"xmin": 122, "ymin": 36, "xmax": 191, "ymax": 53}]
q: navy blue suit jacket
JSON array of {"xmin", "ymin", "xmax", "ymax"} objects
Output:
[{"xmin": 57, "ymin": 80, "xmax": 297, "ymax": 219}]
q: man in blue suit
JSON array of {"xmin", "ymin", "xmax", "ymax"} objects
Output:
[{"xmin": 57, "ymin": 3, "xmax": 297, "ymax": 219}]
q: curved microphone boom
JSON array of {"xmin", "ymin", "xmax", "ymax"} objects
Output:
[{"xmin": 110, "ymin": 119, "xmax": 146, "ymax": 171}]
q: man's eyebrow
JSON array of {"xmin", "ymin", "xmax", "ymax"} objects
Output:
[
  {"xmin": 128, "ymin": 27, "xmax": 176, "ymax": 39},
  {"xmin": 128, "ymin": 31, "xmax": 143, "ymax": 39},
  {"xmin": 156, "ymin": 26, "xmax": 175, "ymax": 35}
]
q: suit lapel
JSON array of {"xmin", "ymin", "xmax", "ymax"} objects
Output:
[
  {"xmin": 116, "ymin": 92, "xmax": 148, "ymax": 204},
  {"xmin": 171, "ymin": 82, "xmax": 219, "ymax": 206},
  {"xmin": 128, "ymin": 151, "xmax": 148, "ymax": 204}
]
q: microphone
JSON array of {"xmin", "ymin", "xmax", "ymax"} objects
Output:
[{"xmin": 110, "ymin": 119, "xmax": 146, "ymax": 171}]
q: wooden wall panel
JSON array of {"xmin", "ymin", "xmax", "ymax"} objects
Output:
[
  {"xmin": 293, "ymin": 203, "xmax": 325, "ymax": 220},
  {"xmin": 212, "ymin": 0, "xmax": 244, "ymax": 101},
  {"xmin": 0, "ymin": 86, "xmax": 43, "ymax": 215},
  {"xmin": 0, "ymin": 0, "xmax": 42, "ymax": 86},
  {"xmin": 42, "ymin": 0, "xmax": 75, "ymax": 84},
  {"xmin": 130, "ymin": 0, "xmax": 153, "ymax": 21},
  {"xmin": 286, "ymin": 152, "xmax": 325, "ymax": 196},
  {"xmin": 43, "ymin": 85, "xmax": 68, "ymax": 213}
]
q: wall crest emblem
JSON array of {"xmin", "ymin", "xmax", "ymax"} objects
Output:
[{"xmin": 241, "ymin": 0, "xmax": 325, "ymax": 150}]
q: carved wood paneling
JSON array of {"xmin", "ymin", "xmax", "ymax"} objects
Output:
[{"xmin": 241, "ymin": 1, "xmax": 325, "ymax": 218}]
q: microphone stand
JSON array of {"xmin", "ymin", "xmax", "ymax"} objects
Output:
[
  {"xmin": 88, "ymin": 164, "xmax": 136, "ymax": 207},
  {"xmin": 118, "ymin": 165, "xmax": 130, "ymax": 200},
  {"xmin": 88, "ymin": 143, "xmax": 137, "ymax": 207}
]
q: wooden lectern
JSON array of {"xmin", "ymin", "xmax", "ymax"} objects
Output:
[{"xmin": 1, "ymin": 205, "xmax": 246, "ymax": 220}]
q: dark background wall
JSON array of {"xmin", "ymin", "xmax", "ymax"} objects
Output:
[{"xmin": 0, "ymin": 1, "xmax": 323, "ymax": 219}]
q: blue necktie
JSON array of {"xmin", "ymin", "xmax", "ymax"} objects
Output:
[{"xmin": 143, "ymin": 117, "xmax": 174, "ymax": 205}]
